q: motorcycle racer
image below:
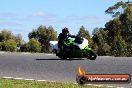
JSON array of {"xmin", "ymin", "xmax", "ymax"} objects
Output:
[{"xmin": 58, "ymin": 27, "xmax": 76, "ymax": 53}]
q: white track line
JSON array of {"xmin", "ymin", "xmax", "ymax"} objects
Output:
[
  {"xmin": 2, "ymin": 77, "xmax": 13, "ymax": 79},
  {"xmin": 94, "ymin": 85, "xmax": 103, "ymax": 87},
  {"xmin": 24, "ymin": 79, "xmax": 35, "ymax": 81},
  {"xmin": 21, "ymin": 52, "xmax": 31, "ymax": 54},
  {"xmin": 45, "ymin": 54, "xmax": 53, "ymax": 56},
  {"xmin": 37, "ymin": 80, "xmax": 47, "ymax": 82},
  {"xmin": 0, "ymin": 52, "xmax": 6, "ymax": 53},
  {"xmin": 107, "ymin": 86, "xmax": 115, "ymax": 87},
  {"xmin": 13, "ymin": 78, "xmax": 24, "ymax": 80}
]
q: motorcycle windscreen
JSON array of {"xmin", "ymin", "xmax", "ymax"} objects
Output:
[
  {"xmin": 74, "ymin": 38, "xmax": 88, "ymax": 50},
  {"xmin": 74, "ymin": 37, "xmax": 84, "ymax": 44}
]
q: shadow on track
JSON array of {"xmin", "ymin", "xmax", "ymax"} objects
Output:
[{"xmin": 35, "ymin": 58, "xmax": 84, "ymax": 61}]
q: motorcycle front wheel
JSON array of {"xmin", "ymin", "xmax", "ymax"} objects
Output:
[{"xmin": 86, "ymin": 51, "xmax": 97, "ymax": 60}]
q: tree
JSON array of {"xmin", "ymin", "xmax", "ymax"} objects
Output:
[
  {"xmin": 20, "ymin": 38, "xmax": 41, "ymax": 52},
  {"xmin": 111, "ymin": 35, "xmax": 127, "ymax": 56},
  {"xmin": 78, "ymin": 26, "xmax": 92, "ymax": 44},
  {"xmin": 47, "ymin": 26, "xmax": 57, "ymax": 40},
  {"xmin": 105, "ymin": 1, "xmax": 129, "ymax": 17},
  {"xmin": 91, "ymin": 1, "xmax": 132, "ymax": 56},
  {"xmin": 13, "ymin": 34, "xmax": 24, "ymax": 51},
  {"xmin": 97, "ymin": 43, "xmax": 111, "ymax": 56},
  {"xmin": 0, "ymin": 30, "xmax": 13, "ymax": 42},
  {"xmin": 28, "ymin": 25, "xmax": 57, "ymax": 52},
  {"xmin": 127, "ymin": 42, "xmax": 132, "ymax": 56},
  {"xmin": 78, "ymin": 26, "xmax": 91, "ymax": 40},
  {"xmin": 0, "ymin": 29, "xmax": 23, "ymax": 44},
  {"xmin": 92, "ymin": 27, "xmax": 99, "ymax": 36},
  {"xmin": 0, "ymin": 42, "xmax": 2, "ymax": 51},
  {"xmin": 1, "ymin": 39, "xmax": 17, "ymax": 52},
  {"xmin": 0, "ymin": 30, "xmax": 25, "ymax": 52},
  {"xmin": 92, "ymin": 28, "xmax": 111, "ymax": 55},
  {"xmin": 27, "ymin": 38, "xmax": 41, "ymax": 52},
  {"xmin": 104, "ymin": 1, "xmax": 132, "ymax": 56},
  {"xmin": 20, "ymin": 43, "xmax": 29, "ymax": 52},
  {"xmin": 92, "ymin": 28, "xmax": 108, "ymax": 45},
  {"xmin": 14, "ymin": 34, "xmax": 23, "ymax": 47},
  {"xmin": 105, "ymin": 19, "xmax": 122, "ymax": 45},
  {"xmin": 120, "ymin": 5, "xmax": 132, "ymax": 42}
]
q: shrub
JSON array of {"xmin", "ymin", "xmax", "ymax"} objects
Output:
[{"xmin": 1, "ymin": 39, "xmax": 17, "ymax": 52}]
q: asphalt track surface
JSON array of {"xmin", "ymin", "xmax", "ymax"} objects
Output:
[{"xmin": 0, "ymin": 53, "xmax": 132, "ymax": 88}]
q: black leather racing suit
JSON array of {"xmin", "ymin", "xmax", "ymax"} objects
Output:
[{"xmin": 58, "ymin": 33, "xmax": 76, "ymax": 52}]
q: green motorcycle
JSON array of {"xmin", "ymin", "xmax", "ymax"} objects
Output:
[{"xmin": 50, "ymin": 36, "xmax": 97, "ymax": 60}]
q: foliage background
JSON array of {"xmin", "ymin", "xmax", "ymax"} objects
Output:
[{"xmin": 0, "ymin": 1, "xmax": 131, "ymax": 56}]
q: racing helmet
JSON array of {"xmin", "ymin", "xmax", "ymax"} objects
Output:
[{"xmin": 62, "ymin": 27, "xmax": 69, "ymax": 34}]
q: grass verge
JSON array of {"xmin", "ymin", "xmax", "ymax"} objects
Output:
[{"xmin": 0, "ymin": 78, "xmax": 115, "ymax": 88}]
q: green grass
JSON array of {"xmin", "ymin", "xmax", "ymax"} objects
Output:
[{"xmin": 0, "ymin": 78, "xmax": 115, "ymax": 88}]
